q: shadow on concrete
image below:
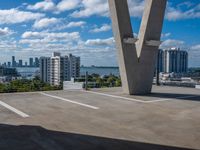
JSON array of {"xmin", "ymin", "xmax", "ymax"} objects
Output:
[
  {"xmin": 0, "ymin": 124, "xmax": 196, "ymax": 150},
  {"xmin": 145, "ymin": 93, "xmax": 200, "ymax": 101}
]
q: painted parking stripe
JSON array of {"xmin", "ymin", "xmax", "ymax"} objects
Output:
[
  {"xmin": 40, "ymin": 92, "xmax": 99, "ymax": 110},
  {"xmin": 83, "ymin": 90, "xmax": 149, "ymax": 103},
  {"xmin": 0, "ymin": 100, "xmax": 29, "ymax": 118}
]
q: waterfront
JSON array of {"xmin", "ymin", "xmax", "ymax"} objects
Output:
[
  {"xmin": 16, "ymin": 67, "xmax": 120, "ymax": 77},
  {"xmin": 80, "ymin": 67, "xmax": 119, "ymax": 76}
]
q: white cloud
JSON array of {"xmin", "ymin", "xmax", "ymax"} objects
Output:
[
  {"xmin": 0, "ymin": 39, "xmax": 18, "ymax": 51},
  {"xmin": 42, "ymin": 21, "xmax": 86, "ymax": 31},
  {"xmin": 57, "ymin": 0, "xmax": 81, "ymax": 12},
  {"xmin": 90, "ymin": 24, "xmax": 111, "ymax": 33},
  {"xmin": 160, "ymin": 39, "xmax": 185, "ymax": 49},
  {"xmin": 27, "ymin": 0, "xmax": 55, "ymax": 11},
  {"xmin": 21, "ymin": 31, "xmax": 41, "ymax": 39},
  {"xmin": 69, "ymin": 0, "xmax": 200, "ymax": 21},
  {"xmin": 21, "ymin": 31, "xmax": 80, "ymax": 43},
  {"xmin": 85, "ymin": 37, "xmax": 114, "ymax": 46},
  {"xmin": 191, "ymin": 44, "xmax": 200, "ymax": 51},
  {"xmin": 71, "ymin": 0, "xmax": 109, "ymax": 18},
  {"xmin": 65, "ymin": 21, "xmax": 86, "ymax": 28},
  {"xmin": 166, "ymin": 3, "xmax": 200, "ymax": 21},
  {"xmin": 0, "ymin": 27, "xmax": 14, "ymax": 36},
  {"xmin": 27, "ymin": 0, "xmax": 81, "ymax": 13},
  {"xmin": 70, "ymin": 0, "xmax": 144, "ymax": 18},
  {"xmin": 0, "ymin": 9, "xmax": 45, "ymax": 24},
  {"xmin": 128, "ymin": 0, "xmax": 144, "ymax": 17},
  {"xmin": 25, "ymin": 0, "xmax": 200, "ymax": 22},
  {"xmin": 161, "ymin": 32, "xmax": 171, "ymax": 38},
  {"xmin": 33, "ymin": 18, "xmax": 60, "ymax": 29}
]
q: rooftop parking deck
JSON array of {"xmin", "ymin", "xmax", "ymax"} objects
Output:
[{"xmin": 0, "ymin": 86, "xmax": 200, "ymax": 150}]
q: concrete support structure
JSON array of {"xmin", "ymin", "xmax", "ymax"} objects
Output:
[{"xmin": 109, "ymin": 0, "xmax": 167, "ymax": 95}]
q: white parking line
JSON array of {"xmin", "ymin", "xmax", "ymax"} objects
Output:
[
  {"xmin": 83, "ymin": 90, "xmax": 149, "ymax": 103},
  {"xmin": 0, "ymin": 101, "xmax": 29, "ymax": 118},
  {"xmin": 40, "ymin": 92, "xmax": 99, "ymax": 110},
  {"xmin": 82, "ymin": 90, "xmax": 200, "ymax": 103}
]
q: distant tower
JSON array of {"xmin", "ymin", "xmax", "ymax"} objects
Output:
[
  {"xmin": 12, "ymin": 56, "xmax": 16, "ymax": 67},
  {"xmin": 29, "ymin": 58, "xmax": 33, "ymax": 67},
  {"xmin": 7, "ymin": 62, "xmax": 11, "ymax": 68},
  {"xmin": 19, "ymin": 60, "xmax": 23, "ymax": 67},
  {"xmin": 35, "ymin": 57, "xmax": 40, "ymax": 67}
]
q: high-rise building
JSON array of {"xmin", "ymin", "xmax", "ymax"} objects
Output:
[
  {"xmin": 157, "ymin": 48, "xmax": 188, "ymax": 73},
  {"xmin": 29, "ymin": 58, "xmax": 34, "ymax": 67},
  {"xmin": 34, "ymin": 57, "xmax": 39, "ymax": 67},
  {"xmin": 7, "ymin": 62, "xmax": 11, "ymax": 68},
  {"xmin": 68, "ymin": 54, "xmax": 80, "ymax": 78},
  {"xmin": 19, "ymin": 60, "xmax": 23, "ymax": 67},
  {"xmin": 2, "ymin": 62, "xmax": 7, "ymax": 67},
  {"xmin": 40, "ymin": 52, "xmax": 80, "ymax": 86},
  {"xmin": 157, "ymin": 49, "xmax": 164, "ymax": 73},
  {"xmin": 40, "ymin": 57, "xmax": 50, "ymax": 83},
  {"xmin": 12, "ymin": 56, "xmax": 16, "ymax": 67}
]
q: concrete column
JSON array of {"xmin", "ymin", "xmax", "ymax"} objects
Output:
[{"xmin": 109, "ymin": 0, "xmax": 167, "ymax": 95}]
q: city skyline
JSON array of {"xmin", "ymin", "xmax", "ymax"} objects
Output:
[
  {"xmin": 0, "ymin": 0, "xmax": 199, "ymax": 67},
  {"xmin": 0, "ymin": 56, "xmax": 40, "ymax": 68}
]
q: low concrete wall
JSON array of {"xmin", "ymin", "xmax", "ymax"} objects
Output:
[
  {"xmin": 63, "ymin": 81, "xmax": 83, "ymax": 90},
  {"xmin": 195, "ymin": 85, "xmax": 200, "ymax": 89}
]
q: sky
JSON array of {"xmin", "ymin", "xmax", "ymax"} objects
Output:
[{"xmin": 0, "ymin": 0, "xmax": 200, "ymax": 67}]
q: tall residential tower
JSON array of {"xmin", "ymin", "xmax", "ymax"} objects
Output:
[
  {"xmin": 157, "ymin": 48, "xmax": 188, "ymax": 73},
  {"xmin": 40, "ymin": 52, "xmax": 80, "ymax": 86}
]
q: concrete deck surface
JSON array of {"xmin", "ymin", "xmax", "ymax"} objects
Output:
[{"xmin": 0, "ymin": 86, "xmax": 200, "ymax": 150}]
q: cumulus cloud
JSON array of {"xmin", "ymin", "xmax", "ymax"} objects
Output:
[
  {"xmin": 21, "ymin": 31, "xmax": 80, "ymax": 41},
  {"xmin": 191, "ymin": 44, "xmax": 200, "ymax": 51},
  {"xmin": 90, "ymin": 24, "xmax": 111, "ymax": 33},
  {"xmin": 33, "ymin": 18, "xmax": 60, "ymax": 29},
  {"xmin": 65, "ymin": 21, "xmax": 86, "ymax": 28},
  {"xmin": 128, "ymin": 0, "xmax": 144, "ymax": 17},
  {"xmin": 70, "ymin": 0, "xmax": 144, "ymax": 18},
  {"xmin": 27, "ymin": 0, "xmax": 81, "ymax": 13},
  {"xmin": 85, "ymin": 37, "xmax": 115, "ymax": 46},
  {"xmin": 25, "ymin": 0, "xmax": 200, "ymax": 21},
  {"xmin": 0, "ymin": 9, "xmax": 45, "ymax": 24},
  {"xmin": 71, "ymin": 0, "xmax": 109, "ymax": 18},
  {"xmin": 0, "ymin": 27, "xmax": 14, "ymax": 36},
  {"xmin": 27, "ymin": 0, "xmax": 55, "ymax": 11},
  {"xmin": 160, "ymin": 39, "xmax": 185, "ymax": 49},
  {"xmin": 57, "ymin": 0, "xmax": 81, "ymax": 12},
  {"xmin": 166, "ymin": 3, "xmax": 200, "ymax": 21},
  {"xmin": 161, "ymin": 33, "xmax": 171, "ymax": 38},
  {"xmin": 32, "ymin": 19, "xmax": 86, "ymax": 31}
]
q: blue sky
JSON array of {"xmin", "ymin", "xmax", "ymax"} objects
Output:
[{"xmin": 0, "ymin": 0, "xmax": 199, "ymax": 67}]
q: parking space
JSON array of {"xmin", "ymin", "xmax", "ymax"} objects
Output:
[{"xmin": 0, "ymin": 86, "xmax": 200, "ymax": 150}]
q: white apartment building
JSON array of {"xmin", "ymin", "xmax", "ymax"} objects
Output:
[{"xmin": 40, "ymin": 52, "xmax": 80, "ymax": 86}]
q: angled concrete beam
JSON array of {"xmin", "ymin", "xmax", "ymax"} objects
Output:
[{"xmin": 109, "ymin": 0, "xmax": 167, "ymax": 95}]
